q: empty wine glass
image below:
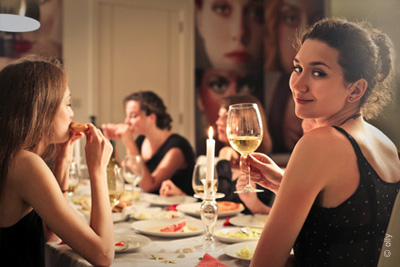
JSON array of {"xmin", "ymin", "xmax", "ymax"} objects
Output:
[
  {"xmin": 68, "ymin": 161, "xmax": 81, "ymax": 197},
  {"xmin": 227, "ymin": 103, "xmax": 263, "ymax": 193},
  {"xmin": 121, "ymin": 155, "xmax": 145, "ymax": 201},
  {"xmin": 192, "ymin": 163, "xmax": 218, "ymax": 197}
]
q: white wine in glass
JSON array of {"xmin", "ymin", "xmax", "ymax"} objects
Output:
[
  {"xmin": 68, "ymin": 161, "xmax": 81, "ymax": 197},
  {"xmin": 107, "ymin": 167, "xmax": 124, "ymax": 207},
  {"xmin": 227, "ymin": 103, "xmax": 263, "ymax": 193},
  {"xmin": 192, "ymin": 163, "xmax": 218, "ymax": 196}
]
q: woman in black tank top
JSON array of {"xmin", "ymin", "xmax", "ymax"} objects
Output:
[{"xmin": 241, "ymin": 17, "xmax": 400, "ymax": 267}]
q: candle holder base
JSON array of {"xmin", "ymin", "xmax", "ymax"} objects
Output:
[{"xmin": 194, "ymin": 192, "xmax": 225, "ymax": 200}]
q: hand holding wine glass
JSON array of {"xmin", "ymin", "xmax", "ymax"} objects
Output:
[{"xmin": 226, "ymin": 103, "xmax": 263, "ymax": 193}]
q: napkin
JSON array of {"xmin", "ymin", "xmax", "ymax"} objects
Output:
[
  {"xmin": 196, "ymin": 253, "xmax": 229, "ymax": 267},
  {"xmin": 168, "ymin": 204, "xmax": 178, "ymax": 211}
]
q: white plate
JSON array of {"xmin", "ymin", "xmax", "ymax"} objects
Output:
[
  {"xmin": 224, "ymin": 241, "xmax": 258, "ymax": 261},
  {"xmin": 214, "ymin": 227, "xmax": 261, "ymax": 243},
  {"xmin": 131, "ymin": 217, "xmax": 204, "ymax": 237},
  {"xmin": 79, "ymin": 205, "xmax": 140, "ymax": 223},
  {"xmin": 114, "ymin": 234, "xmax": 151, "ymax": 253},
  {"xmin": 142, "ymin": 193, "xmax": 198, "ymax": 206},
  {"xmin": 229, "ymin": 214, "xmax": 268, "ymax": 228},
  {"xmin": 112, "ymin": 206, "xmax": 138, "ymax": 222},
  {"xmin": 176, "ymin": 202, "xmax": 244, "ymax": 218},
  {"xmin": 132, "ymin": 209, "xmax": 184, "ymax": 220}
]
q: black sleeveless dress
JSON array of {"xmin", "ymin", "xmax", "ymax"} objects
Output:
[
  {"xmin": 0, "ymin": 209, "xmax": 45, "ymax": 267},
  {"xmin": 293, "ymin": 126, "xmax": 400, "ymax": 266},
  {"xmin": 136, "ymin": 134, "xmax": 195, "ymax": 195}
]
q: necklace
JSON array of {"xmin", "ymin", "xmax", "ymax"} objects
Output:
[{"xmin": 339, "ymin": 112, "xmax": 361, "ymax": 126}]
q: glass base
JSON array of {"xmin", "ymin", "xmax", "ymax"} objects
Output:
[
  {"xmin": 194, "ymin": 192, "xmax": 225, "ymax": 199},
  {"xmin": 235, "ymin": 186, "xmax": 263, "ymax": 193}
]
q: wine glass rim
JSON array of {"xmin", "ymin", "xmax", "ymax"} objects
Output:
[{"xmin": 228, "ymin": 103, "xmax": 258, "ymax": 109}]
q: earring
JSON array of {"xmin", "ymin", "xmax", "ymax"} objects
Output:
[{"xmin": 350, "ymin": 97, "xmax": 354, "ymax": 101}]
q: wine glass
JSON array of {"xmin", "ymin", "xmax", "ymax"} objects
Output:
[
  {"xmin": 192, "ymin": 163, "xmax": 218, "ymax": 197},
  {"xmin": 121, "ymin": 155, "xmax": 144, "ymax": 201},
  {"xmin": 107, "ymin": 166, "xmax": 125, "ymax": 208},
  {"xmin": 226, "ymin": 103, "xmax": 263, "ymax": 193},
  {"xmin": 68, "ymin": 161, "xmax": 81, "ymax": 197}
]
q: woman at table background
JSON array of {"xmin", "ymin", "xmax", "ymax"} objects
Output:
[
  {"xmin": 246, "ymin": 18, "xmax": 400, "ymax": 266},
  {"xmin": 195, "ymin": 67, "xmax": 263, "ymax": 155},
  {"xmin": 0, "ymin": 56, "xmax": 114, "ymax": 266},
  {"xmin": 161, "ymin": 93, "xmax": 275, "ymax": 215},
  {"xmin": 264, "ymin": 0, "xmax": 325, "ymax": 153},
  {"xmin": 102, "ymin": 91, "xmax": 196, "ymax": 196}
]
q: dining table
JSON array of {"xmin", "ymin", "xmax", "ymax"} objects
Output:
[{"xmin": 45, "ymin": 181, "xmax": 265, "ymax": 267}]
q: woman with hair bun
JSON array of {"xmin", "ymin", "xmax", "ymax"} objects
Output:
[
  {"xmin": 102, "ymin": 91, "xmax": 195, "ymax": 195},
  {"xmin": 246, "ymin": 17, "xmax": 400, "ymax": 266}
]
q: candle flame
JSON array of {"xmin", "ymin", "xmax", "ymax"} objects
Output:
[{"xmin": 208, "ymin": 126, "xmax": 213, "ymax": 139}]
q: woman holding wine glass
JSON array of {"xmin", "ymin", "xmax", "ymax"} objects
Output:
[
  {"xmin": 102, "ymin": 91, "xmax": 196, "ymax": 196},
  {"xmin": 248, "ymin": 18, "xmax": 400, "ymax": 266},
  {"xmin": 160, "ymin": 94, "xmax": 275, "ymax": 215}
]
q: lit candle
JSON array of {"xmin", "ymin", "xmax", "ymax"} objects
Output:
[{"xmin": 206, "ymin": 126, "xmax": 215, "ymax": 196}]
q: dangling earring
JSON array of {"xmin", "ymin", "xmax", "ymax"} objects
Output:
[{"xmin": 350, "ymin": 97, "xmax": 354, "ymax": 101}]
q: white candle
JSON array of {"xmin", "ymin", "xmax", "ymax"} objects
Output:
[{"xmin": 206, "ymin": 126, "xmax": 215, "ymax": 196}]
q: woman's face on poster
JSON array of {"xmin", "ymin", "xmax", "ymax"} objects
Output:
[
  {"xmin": 277, "ymin": 0, "xmax": 324, "ymax": 74},
  {"xmin": 198, "ymin": 69, "xmax": 239, "ymax": 125},
  {"xmin": 196, "ymin": 0, "xmax": 264, "ymax": 76}
]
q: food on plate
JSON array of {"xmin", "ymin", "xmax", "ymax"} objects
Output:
[
  {"xmin": 112, "ymin": 200, "xmax": 132, "ymax": 213},
  {"xmin": 216, "ymin": 227, "xmax": 261, "ymax": 239},
  {"xmin": 236, "ymin": 245, "xmax": 255, "ymax": 259},
  {"xmin": 135, "ymin": 210, "xmax": 182, "ymax": 220},
  {"xmin": 217, "ymin": 201, "xmax": 244, "ymax": 212},
  {"xmin": 73, "ymin": 195, "xmax": 91, "ymax": 210},
  {"xmin": 70, "ymin": 121, "xmax": 89, "ymax": 132},
  {"xmin": 115, "ymin": 240, "xmax": 125, "ymax": 246},
  {"xmin": 160, "ymin": 220, "xmax": 190, "ymax": 233}
]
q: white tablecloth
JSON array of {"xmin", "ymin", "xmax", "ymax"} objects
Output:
[
  {"xmin": 46, "ymin": 219, "xmax": 251, "ymax": 267},
  {"xmin": 45, "ymin": 189, "xmax": 252, "ymax": 267}
]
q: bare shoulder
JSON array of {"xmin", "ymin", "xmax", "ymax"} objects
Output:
[
  {"xmin": 293, "ymin": 126, "xmax": 349, "ymax": 157},
  {"xmin": 287, "ymin": 126, "xmax": 354, "ymax": 181},
  {"xmin": 9, "ymin": 150, "xmax": 50, "ymax": 184}
]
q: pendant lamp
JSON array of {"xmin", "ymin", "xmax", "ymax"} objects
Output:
[{"xmin": 0, "ymin": 0, "xmax": 40, "ymax": 32}]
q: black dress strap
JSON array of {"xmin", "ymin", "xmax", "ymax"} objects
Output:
[
  {"xmin": 333, "ymin": 125, "xmax": 379, "ymax": 260},
  {"xmin": 332, "ymin": 126, "xmax": 365, "ymax": 160}
]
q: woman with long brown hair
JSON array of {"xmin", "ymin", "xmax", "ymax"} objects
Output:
[{"xmin": 0, "ymin": 56, "xmax": 114, "ymax": 266}]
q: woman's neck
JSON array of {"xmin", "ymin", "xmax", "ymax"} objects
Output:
[{"xmin": 144, "ymin": 128, "xmax": 172, "ymax": 151}]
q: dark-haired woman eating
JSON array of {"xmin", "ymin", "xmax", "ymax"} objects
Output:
[{"xmin": 102, "ymin": 91, "xmax": 195, "ymax": 195}]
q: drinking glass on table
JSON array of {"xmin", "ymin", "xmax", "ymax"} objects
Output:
[
  {"xmin": 107, "ymin": 166, "xmax": 125, "ymax": 208},
  {"xmin": 121, "ymin": 155, "xmax": 144, "ymax": 201},
  {"xmin": 192, "ymin": 163, "xmax": 218, "ymax": 196},
  {"xmin": 227, "ymin": 103, "xmax": 263, "ymax": 193},
  {"xmin": 68, "ymin": 161, "xmax": 81, "ymax": 197}
]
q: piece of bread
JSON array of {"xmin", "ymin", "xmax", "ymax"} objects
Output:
[{"xmin": 70, "ymin": 122, "xmax": 89, "ymax": 132}]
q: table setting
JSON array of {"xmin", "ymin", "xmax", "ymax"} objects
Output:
[{"xmin": 46, "ymin": 122, "xmax": 267, "ymax": 266}]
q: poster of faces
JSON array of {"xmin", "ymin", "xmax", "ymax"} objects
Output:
[{"xmin": 195, "ymin": 0, "xmax": 326, "ymax": 155}]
